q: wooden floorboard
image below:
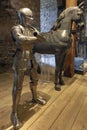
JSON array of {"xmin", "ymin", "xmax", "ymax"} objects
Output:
[
  {"xmin": 71, "ymin": 90, "xmax": 87, "ymax": 130},
  {"xmin": 0, "ymin": 72, "xmax": 87, "ymax": 130},
  {"xmin": 50, "ymin": 82, "xmax": 87, "ymax": 130},
  {"xmin": 24, "ymin": 80, "xmax": 80, "ymax": 130}
]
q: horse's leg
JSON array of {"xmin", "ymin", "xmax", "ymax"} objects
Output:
[
  {"xmin": 11, "ymin": 70, "xmax": 24, "ymax": 129},
  {"xmin": 54, "ymin": 54, "xmax": 61, "ymax": 91},
  {"xmin": 30, "ymin": 56, "xmax": 46, "ymax": 105},
  {"xmin": 59, "ymin": 53, "xmax": 66, "ymax": 85}
]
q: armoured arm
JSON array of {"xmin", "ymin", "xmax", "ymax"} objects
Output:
[
  {"xmin": 11, "ymin": 26, "xmax": 38, "ymax": 44},
  {"xmin": 11, "ymin": 26, "xmax": 46, "ymax": 51}
]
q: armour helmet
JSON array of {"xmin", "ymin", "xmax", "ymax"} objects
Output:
[{"xmin": 18, "ymin": 8, "xmax": 33, "ymax": 24}]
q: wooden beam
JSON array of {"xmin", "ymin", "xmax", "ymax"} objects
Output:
[{"xmin": 64, "ymin": 0, "xmax": 77, "ymax": 77}]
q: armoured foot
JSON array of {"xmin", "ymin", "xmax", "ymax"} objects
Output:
[
  {"xmin": 11, "ymin": 112, "xmax": 22, "ymax": 130},
  {"xmin": 55, "ymin": 84, "xmax": 61, "ymax": 91},
  {"xmin": 32, "ymin": 97, "xmax": 47, "ymax": 105},
  {"xmin": 59, "ymin": 79, "xmax": 65, "ymax": 85}
]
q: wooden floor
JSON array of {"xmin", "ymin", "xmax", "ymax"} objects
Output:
[{"xmin": 0, "ymin": 71, "xmax": 87, "ymax": 130}]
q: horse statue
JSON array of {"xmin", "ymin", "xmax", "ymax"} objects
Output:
[{"xmin": 33, "ymin": 4, "xmax": 84, "ymax": 91}]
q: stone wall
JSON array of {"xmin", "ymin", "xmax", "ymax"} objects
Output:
[{"xmin": 0, "ymin": 4, "xmax": 16, "ymax": 65}]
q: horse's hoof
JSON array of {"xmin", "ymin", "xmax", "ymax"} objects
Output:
[
  {"xmin": 11, "ymin": 112, "xmax": 22, "ymax": 130},
  {"xmin": 55, "ymin": 85, "xmax": 61, "ymax": 91},
  {"xmin": 32, "ymin": 98, "xmax": 47, "ymax": 105}
]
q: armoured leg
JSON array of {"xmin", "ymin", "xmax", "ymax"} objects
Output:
[
  {"xmin": 11, "ymin": 70, "xmax": 24, "ymax": 129},
  {"xmin": 30, "ymin": 58, "xmax": 46, "ymax": 105},
  {"xmin": 30, "ymin": 82, "xmax": 46, "ymax": 105}
]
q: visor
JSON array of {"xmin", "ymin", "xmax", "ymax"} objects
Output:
[{"xmin": 26, "ymin": 15, "xmax": 33, "ymax": 20}]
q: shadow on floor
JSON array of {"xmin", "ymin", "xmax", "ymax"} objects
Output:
[{"xmin": 17, "ymin": 91, "xmax": 50, "ymax": 124}]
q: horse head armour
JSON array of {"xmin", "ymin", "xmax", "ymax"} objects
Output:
[{"xmin": 51, "ymin": 2, "xmax": 84, "ymax": 31}]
